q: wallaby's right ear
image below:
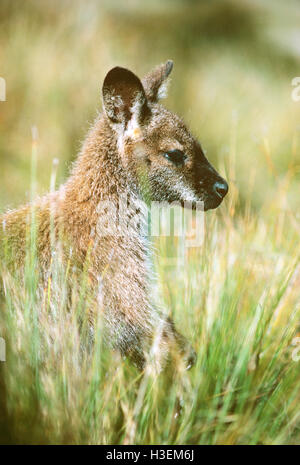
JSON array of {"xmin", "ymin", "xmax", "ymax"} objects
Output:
[
  {"xmin": 142, "ymin": 60, "xmax": 173, "ymax": 102},
  {"xmin": 102, "ymin": 67, "xmax": 147, "ymax": 127}
]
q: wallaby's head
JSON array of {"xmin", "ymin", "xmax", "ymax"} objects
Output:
[{"xmin": 102, "ymin": 61, "xmax": 228, "ymax": 210}]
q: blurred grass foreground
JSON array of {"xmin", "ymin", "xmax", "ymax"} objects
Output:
[{"xmin": 1, "ymin": 0, "xmax": 300, "ymax": 445}]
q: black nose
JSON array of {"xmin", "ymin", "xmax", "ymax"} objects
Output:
[{"xmin": 213, "ymin": 180, "xmax": 228, "ymax": 199}]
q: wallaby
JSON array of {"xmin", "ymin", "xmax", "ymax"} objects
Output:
[{"xmin": 0, "ymin": 61, "xmax": 228, "ymax": 370}]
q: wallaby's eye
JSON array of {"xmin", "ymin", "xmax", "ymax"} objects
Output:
[{"xmin": 163, "ymin": 149, "xmax": 186, "ymax": 166}]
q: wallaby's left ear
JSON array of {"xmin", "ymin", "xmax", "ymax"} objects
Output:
[
  {"xmin": 142, "ymin": 60, "xmax": 173, "ymax": 102},
  {"xmin": 102, "ymin": 66, "xmax": 147, "ymax": 126}
]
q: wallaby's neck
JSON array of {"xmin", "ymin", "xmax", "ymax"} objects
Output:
[
  {"xmin": 61, "ymin": 115, "xmax": 150, "ymax": 248},
  {"xmin": 65, "ymin": 114, "xmax": 139, "ymax": 206}
]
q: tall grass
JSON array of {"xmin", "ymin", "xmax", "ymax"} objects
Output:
[{"xmin": 1, "ymin": 131, "xmax": 300, "ymax": 445}]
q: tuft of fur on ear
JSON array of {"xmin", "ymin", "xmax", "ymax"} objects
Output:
[
  {"xmin": 142, "ymin": 60, "xmax": 173, "ymax": 102},
  {"xmin": 102, "ymin": 66, "xmax": 147, "ymax": 126}
]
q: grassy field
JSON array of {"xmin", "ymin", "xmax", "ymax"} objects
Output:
[{"xmin": 1, "ymin": 0, "xmax": 300, "ymax": 444}]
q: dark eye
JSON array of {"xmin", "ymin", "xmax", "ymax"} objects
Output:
[{"xmin": 163, "ymin": 149, "xmax": 186, "ymax": 166}]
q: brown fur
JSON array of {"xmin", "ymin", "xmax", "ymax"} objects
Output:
[{"xmin": 0, "ymin": 61, "xmax": 228, "ymax": 370}]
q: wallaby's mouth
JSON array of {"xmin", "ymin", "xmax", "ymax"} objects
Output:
[
  {"xmin": 180, "ymin": 196, "xmax": 223, "ymax": 211},
  {"xmin": 180, "ymin": 183, "xmax": 228, "ymax": 211},
  {"xmin": 203, "ymin": 195, "xmax": 224, "ymax": 211}
]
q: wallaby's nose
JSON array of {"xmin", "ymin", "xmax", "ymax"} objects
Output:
[{"xmin": 213, "ymin": 180, "xmax": 228, "ymax": 199}]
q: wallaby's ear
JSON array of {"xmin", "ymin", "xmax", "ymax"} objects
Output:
[
  {"xmin": 102, "ymin": 67, "xmax": 147, "ymax": 127},
  {"xmin": 142, "ymin": 60, "xmax": 173, "ymax": 102}
]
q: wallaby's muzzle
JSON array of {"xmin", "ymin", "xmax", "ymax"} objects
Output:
[
  {"xmin": 201, "ymin": 175, "xmax": 228, "ymax": 211},
  {"xmin": 193, "ymin": 158, "xmax": 229, "ymax": 211}
]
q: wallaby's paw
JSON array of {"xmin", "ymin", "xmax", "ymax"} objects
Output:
[
  {"xmin": 186, "ymin": 347, "xmax": 197, "ymax": 370},
  {"xmin": 182, "ymin": 344, "xmax": 197, "ymax": 370}
]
